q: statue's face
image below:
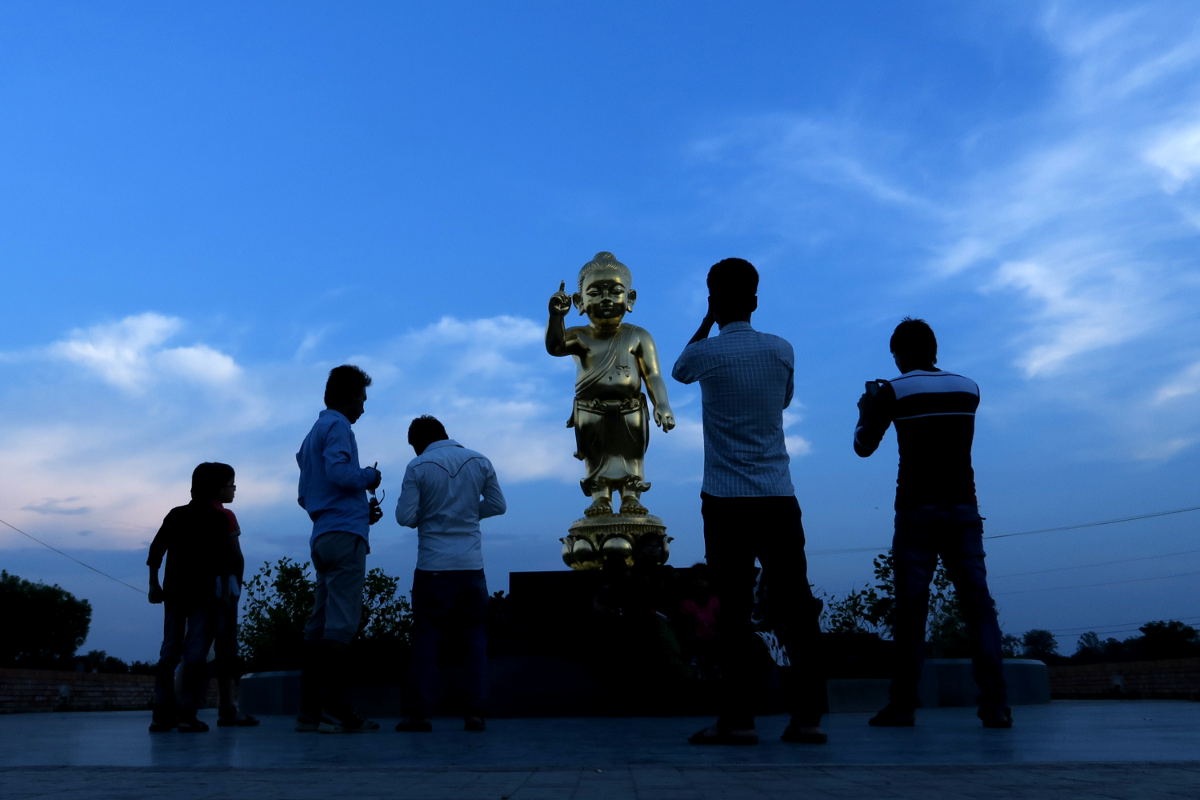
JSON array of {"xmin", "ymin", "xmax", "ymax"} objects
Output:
[{"xmin": 578, "ymin": 269, "xmax": 635, "ymax": 321}]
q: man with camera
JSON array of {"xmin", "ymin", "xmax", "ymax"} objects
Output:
[{"xmin": 854, "ymin": 318, "xmax": 1011, "ymax": 729}]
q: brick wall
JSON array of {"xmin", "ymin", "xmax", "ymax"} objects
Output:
[
  {"xmin": 0, "ymin": 668, "xmax": 219, "ymax": 714},
  {"xmin": 1049, "ymin": 657, "xmax": 1200, "ymax": 700}
]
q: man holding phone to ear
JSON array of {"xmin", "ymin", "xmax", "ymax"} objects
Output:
[
  {"xmin": 672, "ymin": 257, "xmax": 826, "ymax": 747},
  {"xmin": 854, "ymin": 317, "xmax": 1010, "ymax": 730}
]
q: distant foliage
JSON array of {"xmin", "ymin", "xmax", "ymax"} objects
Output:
[
  {"xmin": 239, "ymin": 557, "xmax": 413, "ymax": 674},
  {"xmin": 1071, "ymin": 620, "xmax": 1200, "ymax": 663},
  {"xmin": 1021, "ymin": 628, "xmax": 1060, "ymax": 662},
  {"xmin": 1001, "ymin": 634, "xmax": 1023, "ymax": 659},
  {"xmin": 821, "ymin": 552, "xmax": 969, "ymax": 656},
  {"xmin": 79, "ymin": 652, "xmax": 133, "ymax": 676},
  {"xmin": 0, "ymin": 570, "xmax": 91, "ymax": 669}
]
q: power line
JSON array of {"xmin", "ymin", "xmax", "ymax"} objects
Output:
[
  {"xmin": 1047, "ymin": 615, "xmax": 1200, "ymax": 635},
  {"xmin": 994, "ymin": 569, "xmax": 1200, "ymax": 596},
  {"xmin": 0, "ymin": 516, "xmax": 143, "ymax": 595},
  {"xmin": 986, "ymin": 505, "xmax": 1200, "ymax": 540},
  {"xmin": 809, "ymin": 504, "xmax": 1200, "ymax": 556},
  {"xmin": 990, "ymin": 548, "xmax": 1200, "ymax": 579}
]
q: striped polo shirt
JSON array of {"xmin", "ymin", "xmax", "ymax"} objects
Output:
[{"xmin": 854, "ymin": 369, "xmax": 979, "ymax": 510}]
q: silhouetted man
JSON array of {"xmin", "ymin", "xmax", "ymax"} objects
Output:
[
  {"xmin": 295, "ymin": 364, "xmax": 383, "ymax": 733},
  {"xmin": 394, "ymin": 415, "xmax": 506, "ymax": 733},
  {"xmin": 854, "ymin": 317, "xmax": 1011, "ymax": 728},
  {"xmin": 672, "ymin": 257, "xmax": 826, "ymax": 746}
]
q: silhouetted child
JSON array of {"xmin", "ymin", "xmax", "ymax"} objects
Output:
[
  {"xmin": 147, "ymin": 462, "xmax": 243, "ymax": 732},
  {"xmin": 206, "ymin": 465, "xmax": 259, "ymax": 727}
]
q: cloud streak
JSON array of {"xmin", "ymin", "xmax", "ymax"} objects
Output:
[{"xmin": 688, "ymin": 1, "xmax": 1200, "ymax": 460}]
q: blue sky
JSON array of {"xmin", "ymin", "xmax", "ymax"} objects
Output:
[{"xmin": 2, "ymin": 0, "xmax": 1198, "ymax": 661}]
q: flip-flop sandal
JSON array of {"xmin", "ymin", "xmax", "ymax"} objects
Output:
[
  {"xmin": 688, "ymin": 725, "xmax": 759, "ymax": 745},
  {"xmin": 218, "ymin": 714, "xmax": 260, "ymax": 727},
  {"xmin": 176, "ymin": 718, "xmax": 209, "ymax": 733}
]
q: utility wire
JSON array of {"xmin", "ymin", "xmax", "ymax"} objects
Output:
[
  {"xmin": 994, "ymin": 569, "xmax": 1200, "ymax": 596},
  {"xmin": 1048, "ymin": 615, "xmax": 1200, "ymax": 635},
  {"xmin": 809, "ymin": 504, "xmax": 1200, "ymax": 556},
  {"xmin": 986, "ymin": 505, "xmax": 1200, "ymax": 540},
  {"xmin": 0, "ymin": 516, "xmax": 143, "ymax": 595},
  {"xmin": 990, "ymin": 548, "xmax": 1200, "ymax": 579}
]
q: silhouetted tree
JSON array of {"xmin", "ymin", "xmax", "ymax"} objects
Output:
[
  {"xmin": 1021, "ymin": 628, "xmax": 1059, "ymax": 662},
  {"xmin": 1001, "ymin": 634, "xmax": 1022, "ymax": 658},
  {"xmin": 1130, "ymin": 620, "xmax": 1200, "ymax": 660},
  {"xmin": 1101, "ymin": 636, "xmax": 1128, "ymax": 661},
  {"xmin": 82, "ymin": 649, "xmax": 131, "ymax": 673},
  {"xmin": 821, "ymin": 552, "xmax": 968, "ymax": 654},
  {"xmin": 1074, "ymin": 631, "xmax": 1102, "ymax": 660},
  {"xmin": 0, "ymin": 570, "xmax": 91, "ymax": 669}
]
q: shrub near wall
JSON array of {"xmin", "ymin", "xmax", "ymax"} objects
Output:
[{"xmin": 0, "ymin": 668, "xmax": 219, "ymax": 713}]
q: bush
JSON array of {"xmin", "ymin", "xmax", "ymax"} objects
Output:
[
  {"xmin": 821, "ymin": 552, "xmax": 969, "ymax": 656},
  {"xmin": 239, "ymin": 557, "xmax": 413, "ymax": 676}
]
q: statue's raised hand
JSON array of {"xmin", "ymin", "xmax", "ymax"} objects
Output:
[{"xmin": 549, "ymin": 281, "xmax": 573, "ymax": 317}]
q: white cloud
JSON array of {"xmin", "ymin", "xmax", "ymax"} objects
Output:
[
  {"xmin": 156, "ymin": 345, "xmax": 241, "ymax": 384},
  {"xmin": 52, "ymin": 313, "xmax": 180, "ymax": 391},
  {"xmin": 50, "ymin": 312, "xmax": 242, "ymax": 393}
]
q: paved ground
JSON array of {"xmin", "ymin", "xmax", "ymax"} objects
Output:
[{"xmin": 1, "ymin": 701, "xmax": 1197, "ymax": 798}]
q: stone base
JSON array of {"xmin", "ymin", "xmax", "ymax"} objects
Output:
[{"xmin": 560, "ymin": 514, "xmax": 670, "ymax": 569}]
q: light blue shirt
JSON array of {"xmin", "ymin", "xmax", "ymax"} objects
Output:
[
  {"xmin": 672, "ymin": 321, "xmax": 795, "ymax": 497},
  {"xmin": 296, "ymin": 409, "xmax": 379, "ymax": 546},
  {"xmin": 395, "ymin": 439, "xmax": 506, "ymax": 571}
]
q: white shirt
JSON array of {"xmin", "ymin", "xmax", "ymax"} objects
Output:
[{"xmin": 394, "ymin": 439, "xmax": 506, "ymax": 571}]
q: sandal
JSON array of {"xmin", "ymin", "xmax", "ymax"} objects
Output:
[
  {"xmin": 688, "ymin": 724, "xmax": 758, "ymax": 746},
  {"xmin": 218, "ymin": 710, "xmax": 260, "ymax": 727},
  {"xmin": 176, "ymin": 718, "xmax": 210, "ymax": 733}
]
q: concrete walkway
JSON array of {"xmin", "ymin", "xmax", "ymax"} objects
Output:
[{"xmin": 1, "ymin": 701, "xmax": 1197, "ymax": 798}]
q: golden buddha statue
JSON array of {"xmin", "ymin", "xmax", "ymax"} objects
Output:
[{"xmin": 547, "ymin": 252, "xmax": 675, "ymax": 568}]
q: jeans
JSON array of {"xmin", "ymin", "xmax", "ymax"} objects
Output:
[
  {"xmin": 154, "ymin": 602, "xmax": 213, "ymax": 717},
  {"xmin": 409, "ymin": 568, "xmax": 488, "ymax": 718},
  {"xmin": 212, "ymin": 597, "xmax": 240, "ymax": 683},
  {"xmin": 701, "ymin": 493, "xmax": 825, "ymax": 728},
  {"xmin": 304, "ymin": 532, "xmax": 368, "ymax": 644},
  {"xmin": 890, "ymin": 503, "xmax": 1007, "ymax": 711}
]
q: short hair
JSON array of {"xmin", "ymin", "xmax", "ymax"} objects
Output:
[
  {"xmin": 324, "ymin": 364, "xmax": 372, "ymax": 408},
  {"xmin": 408, "ymin": 415, "xmax": 449, "ymax": 451},
  {"xmin": 890, "ymin": 317, "xmax": 938, "ymax": 364},
  {"xmin": 707, "ymin": 258, "xmax": 759, "ymax": 298},
  {"xmin": 191, "ymin": 462, "xmax": 234, "ymax": 501},
  {"xmin": 578, "ymin": 251, "xmax": 632, "ymax": 290}
]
